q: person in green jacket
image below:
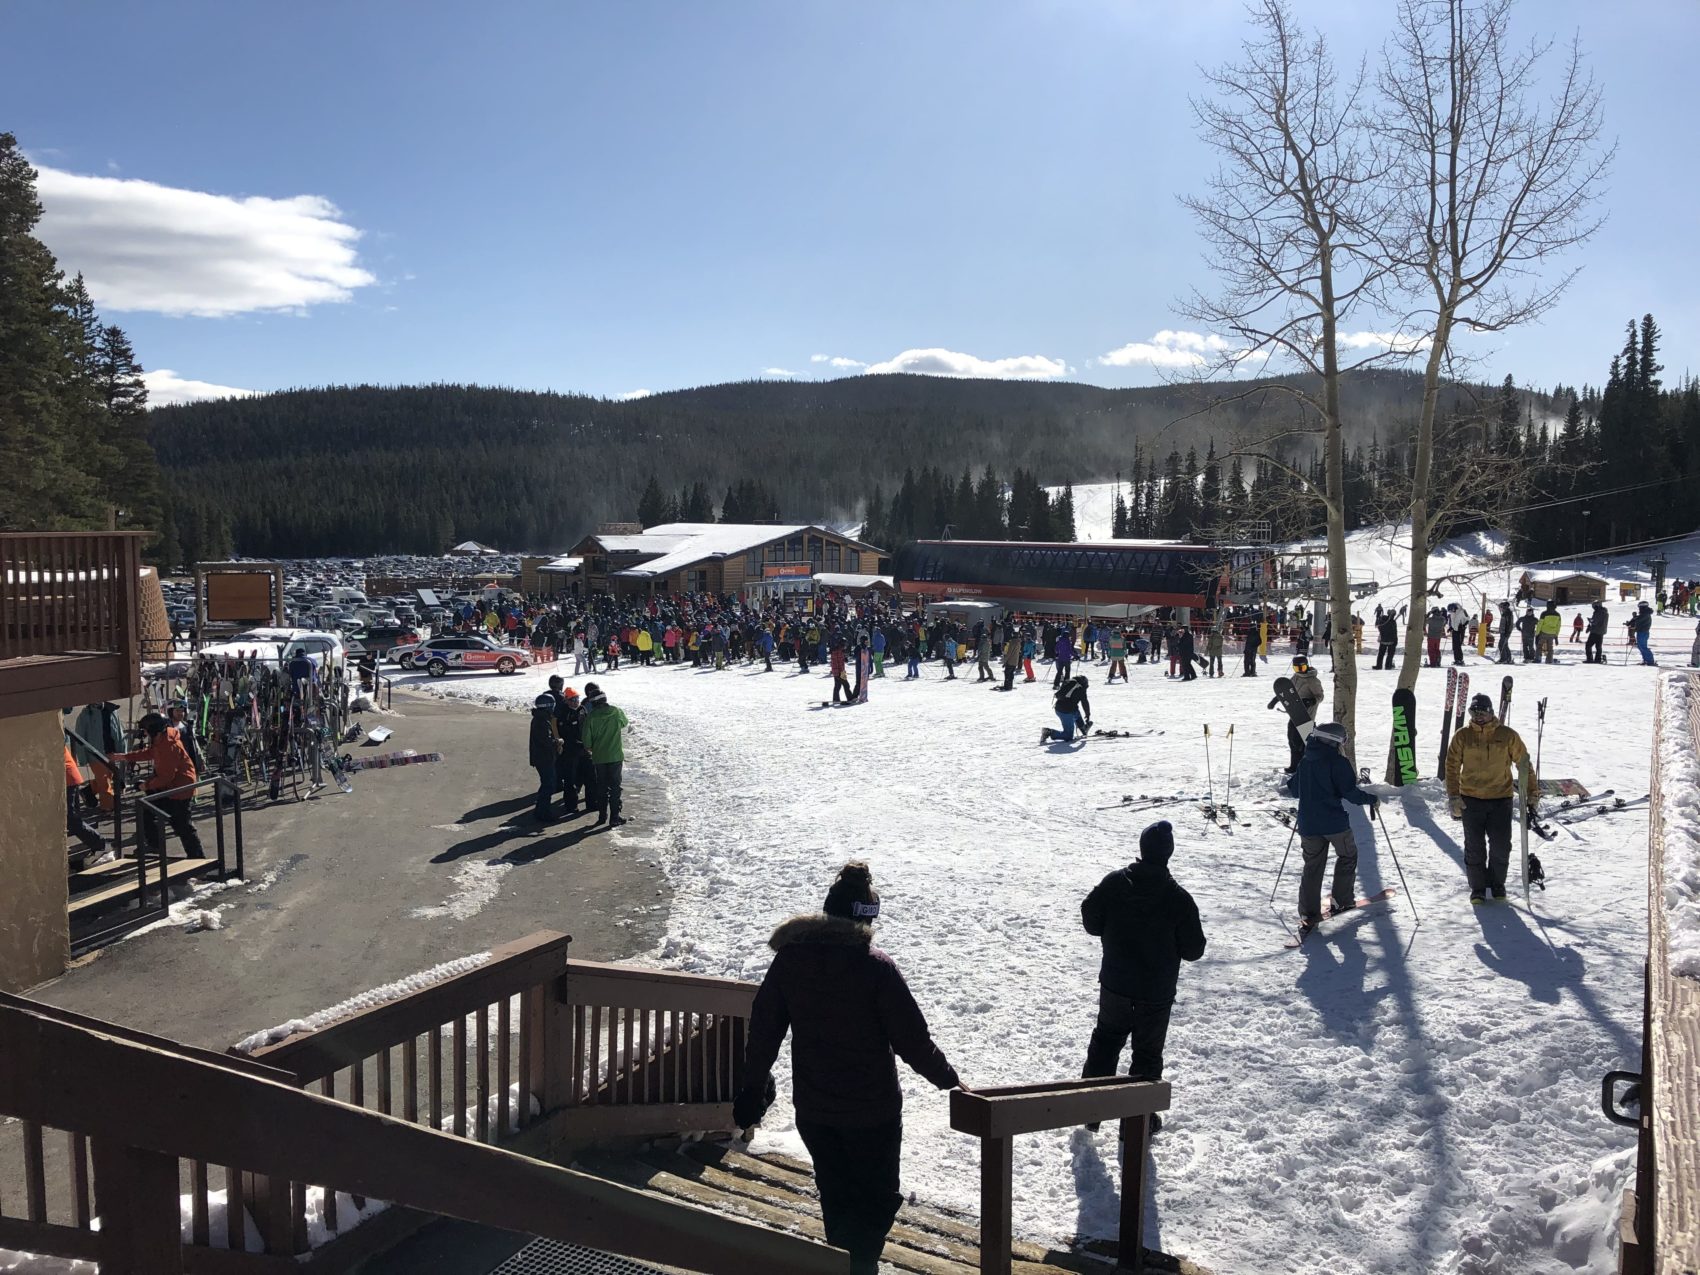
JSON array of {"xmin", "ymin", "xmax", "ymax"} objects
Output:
[
  {"xmin": 579, "ymin": 682, "xmax": 630, "ymax": 827},
  {"xmin": 1535, "ymin": 602, "xmax": 1562, "ymax": 664}
]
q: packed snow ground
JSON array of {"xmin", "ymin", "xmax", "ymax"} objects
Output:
[{"xmin": 389, "ymin": 534, "xmax": 1700, "ymax": 1275}]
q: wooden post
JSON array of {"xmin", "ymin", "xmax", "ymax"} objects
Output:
[
  {"xmin": 979, "ymin": 1135, "xmax": 1013, "ymax": 1275},
  {"xmin": 1118, "ymin": 1116, "xmax": 1149, "ymax": 1273},
  {"xmin": 93, "ymin": 1140, "xmax": 183, "ymax": 1272}
]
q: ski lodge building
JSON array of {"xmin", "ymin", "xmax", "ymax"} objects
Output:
[{"xmin": 559, "ymin": 522, "xmax": 888, "ymax": 601}]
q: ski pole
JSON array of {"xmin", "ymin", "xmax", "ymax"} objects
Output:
[
  {"xmin": 1373, "ymin": 804, "xmax": 1420, "ymax": 928},
  {"xmin": 1224, "ymin": 724, "xmax": 1236, "ymax": 814},
  {"xmin": 1203, "ymin": 724, "xmax": 1216, "ymax": 811},
  {"xmin": 1271, "ymin": 824, "xmax": 1297, "ymax": 904}
]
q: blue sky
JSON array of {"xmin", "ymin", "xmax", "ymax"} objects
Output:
[{"xmin": 3, "ymin": 0, "xmax": 1695, "ymax": 405}]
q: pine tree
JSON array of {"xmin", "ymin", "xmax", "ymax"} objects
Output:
[
  {"xmin": 94, "ymin": 322, "xmax": 161, "ymax": 534},
  {"xmin": 636, "ymin": 475, "xmax": 668, "ymax": 526},
  {"xmin": 1054, "ymin": 482, "xmax": 1077, "ymax": 541}
]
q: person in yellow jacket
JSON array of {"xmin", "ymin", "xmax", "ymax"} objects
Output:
[
  {"xmin": 634, "ymin": 626, "xmax": 655, "ymax": 666},
  {"xmin": 1535, "ymin": 602, "xmax": 1562, "ymax": 664},
  {"xmin": 1445, "ymin": 693, "xmax": 1535, "ymax": 903}
]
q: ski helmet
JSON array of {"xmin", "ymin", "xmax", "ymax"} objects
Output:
[
  {"xmin": 1311, "ymin": 722, "xmax": 1347, "ymax": 748},
  {"xmin": 533, "ymin": 694, "xmax": 554, "ymax": 709},
  {"xmin": 1292, "ymin": 655, "xmax": 1309, "ymax": 670}
]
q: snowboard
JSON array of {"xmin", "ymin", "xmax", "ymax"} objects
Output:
[
  {"xmin": 1437, "ymin": 667, "xmax": 1458, "ymax": 777},
  {"xmin": 1390, "ymin": 688, "xmax": 1419, "ymax": 786},
  {"xmin": 1269, "ymin": 677, "xmax": 1314, "ymax": 739},
  {"xmin": 1499, "ymin": 675, "xmax": 1514, "ymax": 725},
  {"xmin": 1284, "ymin": 888, "xmax": 1399, "ymax": 946}
]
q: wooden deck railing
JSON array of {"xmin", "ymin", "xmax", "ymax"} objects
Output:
[
  {"xmin": 951, "ymin": 1076, "xmax": 1171, "ymax": 1274},
  {"xmin": 226, "ymin": 932, "xmax": 759, "ymax": 1259},
  {"xmin": 1612, "ymin": 672, "xmax": 1700, "ymax": 1273},
  {"xmin": 0, "ymin": 531, "xmax": 144, "ymax": 663},
  {"xmin": 0, "ymin": 989, "xmax": 848, "ymax": 1273}
]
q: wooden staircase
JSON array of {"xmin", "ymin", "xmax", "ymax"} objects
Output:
[{"xmin": 574, "ymin": 1140, "xmax": 1210, "ymax": 1275}]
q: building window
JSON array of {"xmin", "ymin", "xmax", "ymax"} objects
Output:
[
  {"xmin": 826, "ymin": 544, "xmax": 840, "ymax": 571},
  {"xmin": 747, "ymin": 550, "xmax": 761, "ymax": 575},
  {"xmin": 809, "ymin": 540, "xmax": 823, "ymax": 571},
  {"xmin": 848, "ymin": 549, "xmax": 860, "ymax": 572},
  {"xmin": 787, "ymin": 536, "xmax": 804, "ymax": 560}
]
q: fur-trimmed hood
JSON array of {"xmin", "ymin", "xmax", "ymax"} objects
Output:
[{"xmin": 768, "ymin": 913, "xmax": 874, "ymax": 951}]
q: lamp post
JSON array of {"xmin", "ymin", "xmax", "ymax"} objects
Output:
[
  {"xmin": 1647, "ymin": 552, "xmax": 1670, "ymax": 606},
  {"xmin": 1581, "ymin": 508, "xmax": 1590, "ymax": 555}
]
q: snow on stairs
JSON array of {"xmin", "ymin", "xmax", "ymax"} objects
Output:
[{"xmin": 573, "ymin": 1140, "xmax": 1209, "ymax": 1274}]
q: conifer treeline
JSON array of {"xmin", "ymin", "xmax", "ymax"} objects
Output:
[{"xmin": 0, "ymin": 133, "xmax": 164, "ymax": 546}]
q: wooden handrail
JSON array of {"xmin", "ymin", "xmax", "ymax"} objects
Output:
[
  {"xmin": 566, "ymin": 958, "xmax": 758, "ymax": 1017},
  {"xmin": 1, "ymin": 997, "xmax": 849, "ymax": 1274},
  {"xmin": 241, "ymin": 931, "xmax": 571, "ymax": 1080},
  {"xmin": 951, "ymin": 1076, "xmax": 1170, "ymax": 1275}
]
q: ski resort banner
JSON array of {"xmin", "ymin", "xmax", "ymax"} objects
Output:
[{"xmin": 762, "ymin": 562, "xmax": 813, "ymax": 579}]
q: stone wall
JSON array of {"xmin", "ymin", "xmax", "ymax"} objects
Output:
[{"xmin": 0, "ymin": 708, "xmax": 69, "ymax": 991}]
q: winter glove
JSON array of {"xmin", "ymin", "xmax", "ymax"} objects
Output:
[
  {"xmin": 732, "ymin": 1073, "xmax": 777, "ymax": 1133},
  {"xmin": 1449, "ymin": 796, "xmax": 1464, "ymax": 820}
]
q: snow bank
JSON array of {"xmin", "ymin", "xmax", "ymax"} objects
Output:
[
  {"xmin": 1657, "ymin": 672, "xmax": 1700, "ymax": 978},
  {"xmin": 231, "ymin": 951, "xmax": 492, "ymax": 1054}
]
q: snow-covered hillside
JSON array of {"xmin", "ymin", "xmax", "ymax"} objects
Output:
[{"xmin": 393, "ymin": 531, "xmax": 1700, "ymax": 1275}]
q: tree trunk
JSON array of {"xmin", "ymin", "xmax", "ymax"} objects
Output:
[
  {"xmin": 1318, "ymin": 255, "xmax": 1358, "ymax": 760},
  {"xmin": 1385, "ymin": 315, "xmax": 1453, "ymax": 782}
]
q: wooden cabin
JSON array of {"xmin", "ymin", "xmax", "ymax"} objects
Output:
[
  {"xmin": 568, "ymin": 523, "xmax": 886, "ymax": 600},
  {"xmin": 1531, "ymin": 572, "xmax": 1609, "ymax": 606}
]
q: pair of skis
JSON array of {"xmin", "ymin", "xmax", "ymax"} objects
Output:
[
  {"xmin": 1202, "ymin": 724, "xmax": 1236, "ymax": 828},
  {"xmin": 1284, "ymin": 888, "xmax": 1400, "ymax": 947},
  {"xmin": 1434, "ymin": 668, "xmax": 1472, "ymax": 777}
]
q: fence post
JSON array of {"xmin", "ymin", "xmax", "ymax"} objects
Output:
[
  {"xmin": 93, "ymin": 1140, "xmax": 183, "ymax": 1272},
  {"xmin": 529, "ymin": 961, "xmax": 574, "ymax": 1139},
  {"xmin": 979, "ymin": 1135, "xmax": 1012, "ymax": 1275},
  {"xmin": 1118, "ymin": 1116, "xmax": 1150, "ymax": 1273}
]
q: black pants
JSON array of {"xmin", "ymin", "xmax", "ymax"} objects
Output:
[
  {"xmin": 139, "ymin": 795, "xmax": 204, "ymax": 858},
  {"xmin": 533, "ymin": 759, "xmax": 558, "ymax": 821},
  {"xmin": 1053, "ymin": 658, "xmax": 1071, "ymax": 686},
  {"xmin": 1002, "ymin": 664, "xmax": 1018, "ymax": 690},
  {"xmin": 1375, "ymin": 641, "xmax": 1395, "ymax": 669},
  {"xmin": 1299, "ymin": 830, "xmax": 1358, "ymax": 921},
  {"xmin": 1499, "ymin": 636, "xmax": 1514, "ymax": 665},
  {"xmin": 1082, "ymin": 988, "xmax": 1173, "ymax": 1082},
  {"xmin": 558, "ymin": 747, "xmax": 591, "ymax": 814},
  {"xmin": 832, "ymin": 674, "xmax": 853, "ymax": 703},
  {"xmin": 1243, "ymin": 650, "xmax": 1257, "ymax": 676},
  {"xmin": 795, "ymin": 1117, "xmax": 903, "ymax": 1273},
  {"xmin": 67, "ymin": 790, "xmax": 105, "ymax": 854},
  {"xmin": 1287, "ymin": 719, "xmax": 1308, "ymax": 771},
  {"xmin": 1461, "ymin": 795, "xmax": 1513, "ymax": 894},
  {"xmin": 593, "ymin": 761, "xmax": 623, "ymax": 821},
  {"xmin": 1585, "ymin": 633, "xmax": 1603, "ymax": 663},
  {"xmin": 1452, "ymin": 629, "xmax": 1466, "ymax": 663}
]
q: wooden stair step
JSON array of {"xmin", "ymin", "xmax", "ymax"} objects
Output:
[{"xmin": 67, "ymin": 857, "xmax": 217, "ymax": 916}]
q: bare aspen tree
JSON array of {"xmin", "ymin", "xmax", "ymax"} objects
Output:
[
  {"xmin": 1376, "ymin": 0, "xmax": 1609, "ymax": 777},
  {"xmin": 1182, "ymin": 0, "xmax": 1402, "ymax": 750}
]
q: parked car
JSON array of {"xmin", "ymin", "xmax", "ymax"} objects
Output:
[
  {"xmin": 199, "ymin": 628, "xmax": 348, "ymax": 671},
  {"xmin": 354, "ymin": 625, "xmax": 421, "ymax": 658},
  {"xmin": 394, "ymin": 635, "xmax": 532, "ymax": 677}
]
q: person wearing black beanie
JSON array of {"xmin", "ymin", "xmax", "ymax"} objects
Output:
[
  {"xmin": 733, "ymin": 861, "xmax": 966, "ymax": 1274},
  {"xmin": 1079, "ymin": 821, "xmax": 1206, "ymax": 1133}
]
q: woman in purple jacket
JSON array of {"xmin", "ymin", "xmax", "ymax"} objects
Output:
[{"xmin": 734, "ymin": 861, "xmax": 965, "ymax": 1274}]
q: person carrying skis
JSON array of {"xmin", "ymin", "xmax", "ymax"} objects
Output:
[
  {"xmin": 1079, "ymin": 820, "xmax": 1206, "ymax": 1132},
  {"xmin": 1445, "ymin": 692, "xmax": 1536, "ymax": 903},
  {"xmin": 1374, "ymin": 609, "xmax": 1399, "ymax": 670},
  {"xmin": 1536, "ymin": 601, "xmax": 1562, "ymax": 663},
  {"xmin": 733, "ymin": 861, "xmax": 965, "ymax": 1275},
  {"xmin": 1294, "ymin": 722, "xmax": 1377, "ymax": 936},
  {"xmin": 1284, "ymin": 655, "xmax": 1325, "ymax": 773},
  {"xmin": 1040, "ymin": 674, "xmax": 1092, "ymax": 744}
]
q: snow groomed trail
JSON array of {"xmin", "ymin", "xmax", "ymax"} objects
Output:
[{"xmin": 394, "ymin": 533, "xmax": 1700, "ymax": 1273}]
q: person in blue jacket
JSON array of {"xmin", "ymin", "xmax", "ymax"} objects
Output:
[
  {"xmin": 758, "ymin": 625, "xmax": 775, "ymax": 672},
  {"xmin": 870, "ymin": 626, "xmax": 887, "ymax": 678},
  {"xmin": 1295, "ymin": 721, "xmax": 1378, "ymax": 935}
]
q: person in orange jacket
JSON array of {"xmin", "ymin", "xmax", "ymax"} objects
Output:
[
  {"xmin": 64, "ymin": 744, "xmax": 110, "ymax": 859},
  {"xmin": 114, "ymin": 712, "xmax": 205, "ymax": 859}
]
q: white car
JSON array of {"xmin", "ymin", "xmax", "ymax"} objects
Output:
[
  {"xmin": 395, "ymin": 634, "xmax": 533, "ymax": 677},
  {"xmin": 199, "ymin": 627, "xmax": 348, "ymax": 671}
]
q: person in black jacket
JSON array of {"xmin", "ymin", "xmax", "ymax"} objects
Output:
[
  {"xmin": 1585, "ymin": 601, "xmax": 1609, "ymax": 664},
  {"xmin": 545, "ymin": 676, "xmax": 591, "ymax": 817},
  {"xmin": 734, "ymin": 862, "xmax": 965, "ymax": 1275},
  {"xmin": 1040, "ymin": 675, "xmax": 1092, "ymax": 743},
  {"xmin": 1080, "ymin": 821, "xmax": 1206, "ymax": 1131},
  {"xmin": 527, "ymin": 694, "xmax": 561, "ymax": 823},
  {"xmin": 1242, "ymin": 622, "xmax": 1259, "ymax": 676},
  {"xmin": 1374, "ymin": 610, "xmax": 1399, "ymax": 669}
]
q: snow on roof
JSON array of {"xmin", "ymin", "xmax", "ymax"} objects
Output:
[
  {"xmin": 814, "ymin": 572, "xmax": 893, "ymax": 589},
  {"xmin": 596, "ymin": 534, "xmax": 693, "ymax": 554},
  {"xmin": 612, "ymin": 524, "xmax": 811, "ymax": 578},
  {"xmin": 540, "ymin": 555, "xmax": 583, "ymax": 573},
  {"xmin": 449, "ymin": 540, "xmax": 498, "ymax": 553}
]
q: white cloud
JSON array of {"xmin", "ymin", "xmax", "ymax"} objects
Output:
[
  {"xmin": 1099, "ymin": 329, "xmax": 1235, "ymax": 369},
  {"xmin": 32, "ymin": 167, "xmax": 376, "ymax": 318},
  {"xmin": 618, "ymin": 388, "xmax": 653, "ymax": 400},
  {"xmin": 810, "ymin": 354, "xmax": 829, "ymax": 363},
  {"xmin": 142, "ymin": 369, "xmax": 259, "ymax": 407},
  {"xmin": 762, "ymin": 367, "xmax": 795, "ymax": 378},
  {"xmin": 863, "ymin": 348, "xmax": 1066, "ymax": 379},
  {"xmin": 811, "ymin": 354, "xmax": 868, "ymax": 370},
  {"xmin": 1337, "ymin": 330, "xmax": 1433, "ymax": 353}
]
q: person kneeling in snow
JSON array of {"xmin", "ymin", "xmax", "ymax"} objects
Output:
[
  {"xmin": 1295, "ymin": 722, "xmax": 1377, "ymax": 936},
  {"xmin": 1079, "ymin": 821, "xmax": 1206, "ymax": 1133},
  {"xmin": 1040, "ymin": 674, "xmax": 1092, "ymax": 743},
  {"xmin": 733, "ymin": 861, "xmax": 966, "ymax": 1275}
]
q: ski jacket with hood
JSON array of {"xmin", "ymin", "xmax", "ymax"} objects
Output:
[
  {"xmin": 1292, "ymin": 667, "xmax": 1325, "ymax": 714},
  {"xmin": 1081, "ymin": 861, "xmax": 1206, "ymax": 1003},
  {"xmin": 1635, "ymin": 605, "xmax": 1653, "ymax": 634},
  {"xmin": 528, "ymin": 708, "xmax": 560, "ymax": 769},
  {"xmin": 1537, "ymin": 610, "xmax": 1562, "ymax": 637},
  {"xmin": 1054, "ymin": 679, "xmax": 1092, "ymax": 718},
  {"xmin": 1296, "ymin": 732, "xmax": 1376, "ymax": 836},
  {"xmin": 580, "ymin": 699, "xmax": 628, "ymax": 764},
  {"xmin": 739, "ymin": 914, "xmax": 960, "ymax": 1127},
  {"xmin": 1590, "ymin": 604, "xmax": 1609, "ymax": 635},
  {"xmin": 115, "ymin": 727, "xmax": 197, "ymax": 794},
  {"xmin": 1425, "ymin": 611, "xmax": 1448, "ymax": 639}
]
